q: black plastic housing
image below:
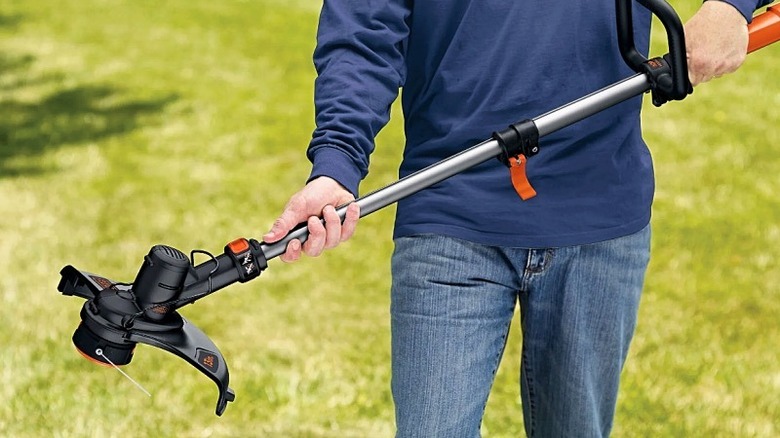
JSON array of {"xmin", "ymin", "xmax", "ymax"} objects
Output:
[{"xmin": 132, "ymin": 245, "xmax": 191, "ymax": 321}]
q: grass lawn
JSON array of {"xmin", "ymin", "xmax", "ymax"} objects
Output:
[{"xmin": 1, "ymin": 0, "xmax": 778, "ymax": 436}]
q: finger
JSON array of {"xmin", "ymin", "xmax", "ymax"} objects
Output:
[
  {"xmin": 280, "ymin": 239, "xmax": 302, "ymax": 263},
  {"xmin": 263, "ymin": 218, "xmax": 290, "ymax": 243},
  {"xmin": 687, "ymin": 58, "xmax": 710, "ymax": 86},
  {"xmin": 264, "ymin": 199, "xmax": 304, "ymax": 242},
  {"xmin": 340, "ymin": 203, "xmax": 360, "ymax": 242},
  {"xmin": 686, "ymin": 53, "xmax": 703, "ymax": 85},
  {"xmin": 322, "ymin": 205, "xmax": 342, "ymax": 249},
  {"xmin": 303, "ymin": 216, "xmax": 326, "ymax": 257}
]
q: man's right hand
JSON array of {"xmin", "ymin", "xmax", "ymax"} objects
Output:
[
  {"xmin": 263, "ymin": 176, "xmax": 360, "ymax": 262},
  {"xmin": 685, "ymin": 0, "xmax": 748, "ymax": 86}
]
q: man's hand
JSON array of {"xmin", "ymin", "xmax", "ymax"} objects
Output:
[
  {"xmin": 685, "ymin": 1, "xmax": 749, "ymax": 86},
  {"xmin": 263, "ymin": 176, "xmax": 360, "ymax": 262}
]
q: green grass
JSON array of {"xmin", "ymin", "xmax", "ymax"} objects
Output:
[{"xmin": 1, "ymin": 1, "xmax": 778, "ymax": 436}]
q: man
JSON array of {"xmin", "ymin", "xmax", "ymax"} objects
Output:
[{"xmin": 264, "ymin": 0, "xmax": 770, "ymax": 436}]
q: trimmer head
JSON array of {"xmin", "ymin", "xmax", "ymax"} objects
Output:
[
  {"xmin": 72, "ymin": 322, "xmax": 135, "ymax": 367},
  {"xmin": 57, "ymin": 239, "xmax": 267, "ymax": 416}
]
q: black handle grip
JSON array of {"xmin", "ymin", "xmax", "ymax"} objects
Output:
[{"xmin": 616, "ymin": 0, "xmax": 691, "ymax": 102}]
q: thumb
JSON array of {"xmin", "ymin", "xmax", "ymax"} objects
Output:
[{"xmin": 263, "ymin": 202, "xmax": 303, "ymax": 243}]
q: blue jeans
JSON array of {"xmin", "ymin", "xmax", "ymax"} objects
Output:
[{"xmin": 390, "ymin": 226, "xmax": 651, "ymax": 437}]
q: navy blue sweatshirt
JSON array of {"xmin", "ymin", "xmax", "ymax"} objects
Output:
[{"xmin": 306, "ymin": 0, "xmax": 771, "ymax": 248}]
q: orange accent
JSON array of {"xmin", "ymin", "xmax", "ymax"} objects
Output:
[
  {"xmin": 151, "ymin": 304, "xmax": 169, "ymax": 314},
  {"xmin": 227, "ymin": 238, "xmax": 249, "ymax": 254},
  {"xmin": 747, "ymin": 6, "xmax": 780, "ymax": 53},
  {"xmin": 508, "ymin": 155, "xmax": 537, "ymax": 201},
  {"xmin": 75, "ymin": 345, "xmax": 116, "ymax": 368}
]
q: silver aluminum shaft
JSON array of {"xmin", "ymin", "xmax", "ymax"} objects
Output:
[{"xmin": 261, "ymin": 73, "xmax": 652, "ymax": 260}]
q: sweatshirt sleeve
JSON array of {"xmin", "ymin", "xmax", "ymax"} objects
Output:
[
  {"xmin": 712, "ymin": 0, "xmax": 775, "ymax": 23},
  {"xmin": 306, "ymin": 0, "xmax": 411, "ymax": 197}
]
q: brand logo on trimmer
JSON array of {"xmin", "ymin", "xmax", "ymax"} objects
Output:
[
  {"xmin": 90, "ymin": 275, "xmax": 117, "ymax": 291},
  {"xmin": 196, "ymin": 349, "xmax": 219, "ymax": 373}
]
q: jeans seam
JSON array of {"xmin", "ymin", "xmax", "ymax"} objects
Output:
[
  {"xmin": 519, "ymin": 249, "xmax": 552, "ymax": 437},
  {"xmin": 521, "ymin": 341, "xmax": 536, "ymax": 437}
]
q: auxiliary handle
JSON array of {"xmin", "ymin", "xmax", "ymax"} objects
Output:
[{"xmin": 616, "ymin": 0, "xmax": 691, "ymax": 104}]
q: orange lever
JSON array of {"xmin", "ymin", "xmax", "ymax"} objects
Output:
[{"xmin": 748, "ymin": 5, "xmax": 780, "ymax": 53}]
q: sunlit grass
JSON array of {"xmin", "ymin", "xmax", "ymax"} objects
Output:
[{"xmin": 1, "ymin": 1, "xmax": 778, "ymax": 436}]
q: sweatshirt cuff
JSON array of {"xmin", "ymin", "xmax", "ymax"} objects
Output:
[
  {"xmin": 708, "ymin": 0, "xmax": 760, "ymax": 23},
  {"xmin": 307, "ymin": 146, "xmax": 364, "ymax": 197}
]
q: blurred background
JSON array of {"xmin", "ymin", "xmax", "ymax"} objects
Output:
[{"xmin": 0, "ymin": 0, "xmax": 777, "ymax": 436}]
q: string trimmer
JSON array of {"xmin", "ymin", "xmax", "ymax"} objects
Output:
[{"xmin": 58, "ymin": 1, "xmax": 780, "ymax": 416}]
